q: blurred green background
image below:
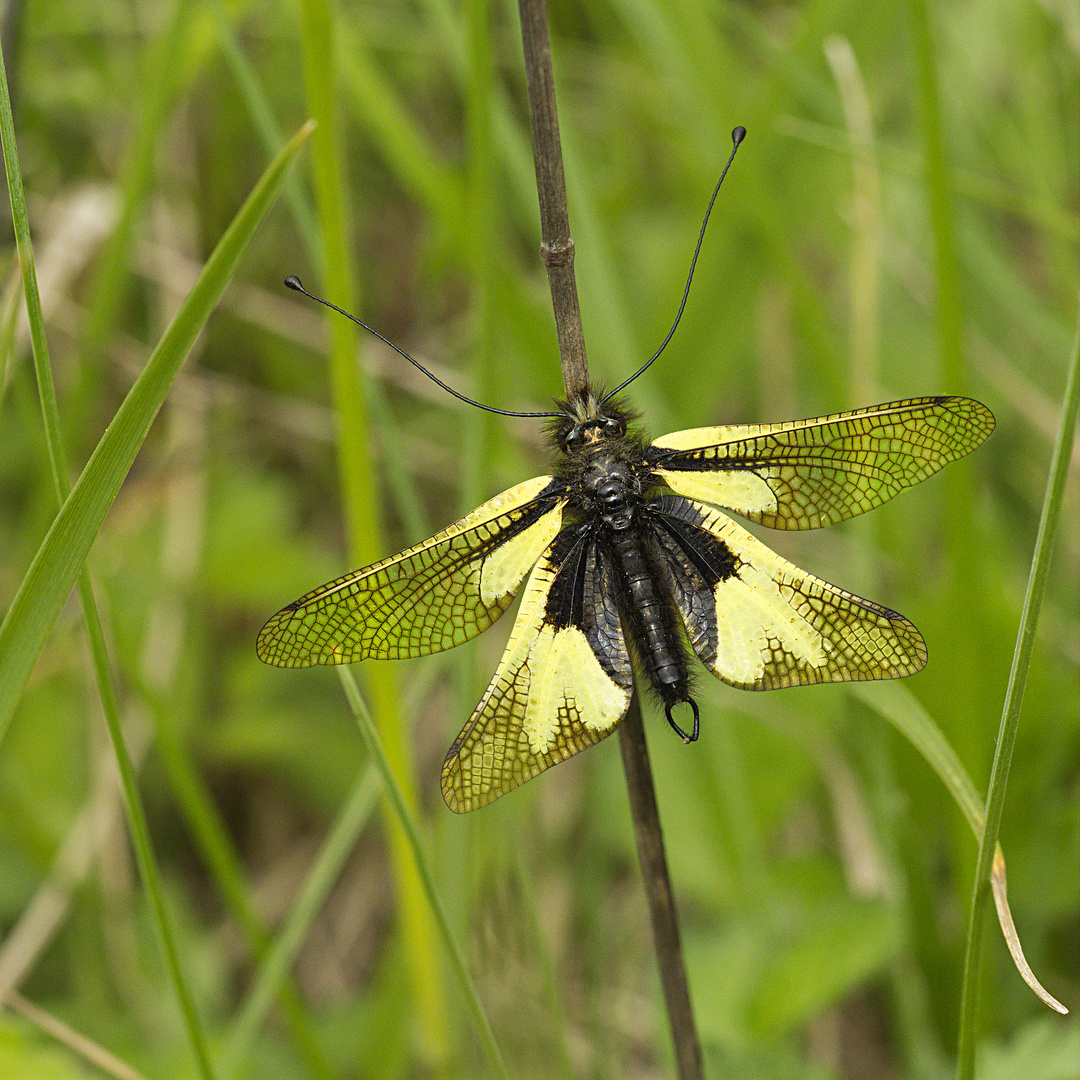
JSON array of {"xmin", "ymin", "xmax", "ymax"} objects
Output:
[{"xmin": 0, "ymin": 0, "xmax": 1076, "ymax": 1077}]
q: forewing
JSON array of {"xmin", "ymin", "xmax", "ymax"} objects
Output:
[
  {"xmin": 442, "ymin": 528, "xmax": 633, "ymax": 812},
  {"xmin": 647, "ymin": 396, "xmax": 994, "ymax": 529},
  {"xmin": 649, "ymin": 496, "xmax": 926, "ymax": 689},
  {"xmin": 257, "ymin": 475, "xmax": 566, "ymax": 666}
]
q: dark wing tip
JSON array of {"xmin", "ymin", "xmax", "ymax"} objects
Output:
[{"xmin": 882, "ymin": 607, "xmax": 928, "ymax": 676}]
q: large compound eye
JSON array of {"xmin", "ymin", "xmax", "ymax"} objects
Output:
[
  {"xmin": 602, "ymin": 416, "xmax": 625, "ymax": 436},
  {"xmin": 563, "ymin": 426, "xmax": 583, "ymax": 452}
]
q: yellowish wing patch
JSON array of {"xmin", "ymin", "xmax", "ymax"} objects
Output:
[
  {"xmin": 257, "ymin": 475, "xmax": 564, "ymax": 666},
  {"xmin": 678, "ymin": 500, "xmax": 926, "ymax": 689},
  {"xmin": 441, "ymin": 549, "xmax": 631, "ymax": 813},
  {"xmin": 651, "ymin": 397, "xmax": 995, "ymax": 530},
  {"xmin": 653, "ymin": 466, "xmax": 777, "ymax": 517}
]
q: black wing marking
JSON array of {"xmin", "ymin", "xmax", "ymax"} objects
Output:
[
  {"xmin": 442, "ymin": 528, "xmax": 633, "ymax": 812},
  {"xmin": 649, "ymin": 496, "xmax": 926, "ymax": 689},
  {"xmin": 647, "ymin": 397, "xmax": 995, "ymax": 529},
  {"xmin": 257, "ymin": 475, "xmax": 567, "ymax": 666}
]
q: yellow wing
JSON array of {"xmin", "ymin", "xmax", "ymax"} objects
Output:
[
  {"xmin": 257, "ymin": 475, "xmax": 566, "ymax": 666},
  {"xmin": 648, "ymin": 396, "xmax": 994, "ymax": 529},
  {"xmin": 649, "ymin": 496, "xmax": 926, "ymax": 689},
  {"xmin": 442, "ymin": 529, "xmax": 633, "ymax": 812}
]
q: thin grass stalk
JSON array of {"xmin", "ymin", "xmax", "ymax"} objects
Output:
[
  {"xmin": 0, "ymin": 42, "xmax": 217, "ymax": 1080},
  {"xmin": 297, "ymin": 0, "xmax": 448, "ymax": 1063},
  {"xmin": 218, "ymin": 763, "xmax": 381, "ymax": 1077},
  {"xmin": 955, "ymin": 307, "xmax": 1080, "ymax": 1078},
  {"xmin": 514, "ymin": 0, "xmax": 703, "ymax": 1074},
  {"xmin": 516, "ymin": 0, "xmax": 590, "ymax": 400},
  {"xmin": 338, "ymin": 669, "xmax": 510, "ymax": 1080},
  {"xmin": 5, "ymin": 991, "xmax": 150, "ymax": 1080}
]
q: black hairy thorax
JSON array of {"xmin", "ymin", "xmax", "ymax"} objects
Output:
[
  {"xmin": 547, "ymin": 393, "xmax": 703, "ymax": 740},
  {"xmin": 551, "ymin": 394, "xmax": 653, "ymax": 522}
]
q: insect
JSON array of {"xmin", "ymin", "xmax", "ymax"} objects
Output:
[{"xmin": 257, "ymin": 130, "xmax": 995, "ymax": 812}]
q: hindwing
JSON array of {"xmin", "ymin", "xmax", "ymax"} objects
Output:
[
  {"xmin": 647, "ymin": 396, "xmax": 994, "ymax": 529},
  {"xmin": 648, "ymin": 496, "xmax": 926, "ymax": 690},
  {"xmin": 442, "ymin": 527, "xmax": 633, "ymax": 813},
  {"xmin": 257, "ymin": 475, "xmax": 567, "ymax": 666}
]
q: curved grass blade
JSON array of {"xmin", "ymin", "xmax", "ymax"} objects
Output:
[
  {"xmin": 852, "ymin": 681, "xmax": 1068, "ymax": 1015},
  {"xmin": 0, "ymin": 120, "xmax": 315, "ymax": 747}
]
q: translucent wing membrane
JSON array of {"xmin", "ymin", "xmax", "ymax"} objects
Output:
[
  {"xmin": 648, "ymin": 396, "xmax": 995, "ymax": 529},
  {"xmin": 442, "ymin": 529, "xmax": 633, "ymax": 812},
  {"xmin": 650, "ymin": 496, "xmax": 926, "ymax": 689},
  {"xmin": 257, "ymin": 476, "xmax": 566, "ymax": 666}
]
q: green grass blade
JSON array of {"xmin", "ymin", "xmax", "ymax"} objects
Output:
[
  {"xmin": 0, "ymin": 120, "xmax": 314, "ymax": 748},
  {"xmin": 198, "ymin": 19, "xmax": 437, "ymax": 1072},
  {"xmin": 338, "ymin": 668, "xmax": 509, "ymax": 1080},
  {"xmin": 0, "ymin": 37, "xmax": 221, "ymax": 1077},
  {"xmin": 907, "ymin": 0, "xmax": 963, "ymax": 395},
  {"xmin": 298, "ymin": 0, "xmax": 448, "ymax": 1062},
  {"xmin": 955, "ymin": 305, "xmax": 1079, "ymax": 1079},
  {"xmin": 80, "ymin": 587, "xmax": 218, "ymax": 1080}
]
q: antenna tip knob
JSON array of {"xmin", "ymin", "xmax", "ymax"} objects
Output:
[
  {"xmin": 284, "ymin": 275, "xmax": 304, "ymax": 292},
  {"xmin": 732, "ymin": 126, "xmax": 747, "ymax": 145}
]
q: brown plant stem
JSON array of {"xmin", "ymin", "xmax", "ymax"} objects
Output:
[
  {"xmin": 617, "ymin": 695, "xmax": 704, "ymax": 1080},
  {"xmin": 516, "ymin": 0, "xmax": 589, "ymax": 402},
  {"xmin": 514, "ymin": 0, "xmax": 703, "ymax": 1075}
]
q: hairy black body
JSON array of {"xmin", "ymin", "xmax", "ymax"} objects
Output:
[{"xmin": 540, "ymin": 392, "xmax": 734, "ymax": 740}]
